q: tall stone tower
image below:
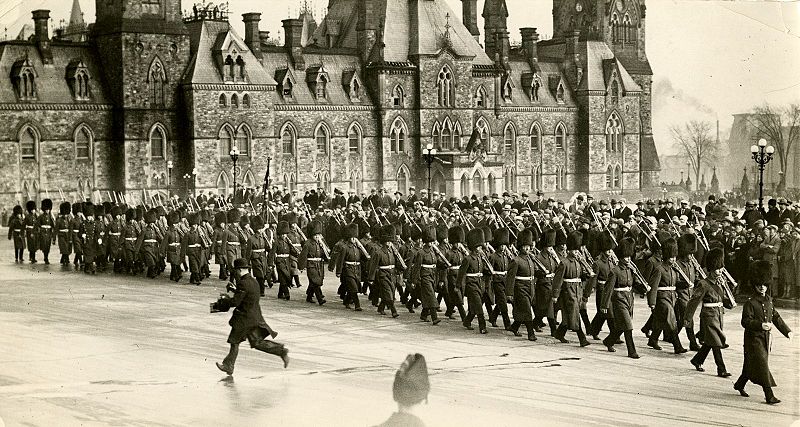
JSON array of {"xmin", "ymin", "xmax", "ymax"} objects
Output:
[
  {"xmin": 483, "ymin": 0, "xmax": 509, "ymax": 64},
  {"xmin": 92, "ymin": 0, "xmax": 192, "ymax": 192}
]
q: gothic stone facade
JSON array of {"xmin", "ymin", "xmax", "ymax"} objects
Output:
[{"xmin": 0, "ymin": 0, "xmax": 660, "ymax": 207}]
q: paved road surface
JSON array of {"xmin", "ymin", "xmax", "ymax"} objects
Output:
[{"xmin": 0, "ymin": 237, "xmax": 798, "ymax": 426}]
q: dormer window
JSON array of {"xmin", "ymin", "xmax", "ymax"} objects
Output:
[
  {"xmin": 502, "ymin": 79, "xmax": 513, "ymax": 103},
  {"xmin": 224, "ymin": 54, "xmax": 246, "ymax": 82},
  {"xmin": 283, "ymin": 80, "xmax": 293, "ymax": 98},
  {"xmin": 11, "ymin": 58, "xmax": 37, "ymax": 101},
  {"xmin": 343, "ymin": 70, "xmax": 362, "ymax": 102},
  {"xmin": 66, "ymin": 60, "xmax": 90, "ymax": 101},
  {"xmin": 392, "ymin": 85, "xmax": 405, "ymax": 108},
  {"xmin": 276, "ymin": 68, "xmax": 295, "ymax": 100},
  {"xmin": 532, "ymin": 76, "xmax": 541, "ymax": 102},
  {"xmin": 306, "ymin": 65, "xmax": 330, "ymax": 101},
  {"xmin": 556, "ymin": 83, "xmax": 565, "ymax": 103},
  {"xmin": 475, "ymin": 85, "xmax": 487, "ymax": 108},
  {"xmin": 315, "ymin": 75, "xmax": 327, "ymax": 99},
  {"xmin": 610, "ymin": 79, "xmax": 620, "ymax": 104}
]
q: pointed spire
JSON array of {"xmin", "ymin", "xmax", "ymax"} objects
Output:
[
  {"xmin": 710, "ymin": 166, "xmax": 720, "ymax": 193},
  {"xmin": 69, "ymin": 0, "xmax": 85, "ymax": 27}
]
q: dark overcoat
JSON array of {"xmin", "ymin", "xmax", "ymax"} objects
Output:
[{"xmin": 739, "ymin": 294, "xmax": 791, "ymax": 387}]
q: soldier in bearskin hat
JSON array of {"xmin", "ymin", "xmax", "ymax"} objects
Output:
[
  {"xmin": 676, "ymin": 233, "xmax": 701, "ymax": 351},
  {"xmin": 487, "ymin": 228, "xmax": 512, "ymax": 331},
  {"xmin": 552, "ymin": 231, "xmax": 592, "ymax": 347},
  {"xmin": 600, "ymin": 238, "xmax": 641, "ymax": 358},
  {"xmin": 335, "ymin": 223, "xmax": 368, "ymax": 311},
  {"xmin": 534, "ymin": 229, "xmax": 560, "ymax": 337},
  {"xmin": 7, "ymin": 205, "xmax": 26, "ymax": 263},
  {"xmin": 270, "ymin": 220, "xmax": 301, "ymax": 300},
  {"xmin": 108, "ymin": 205, "xmax": 126, "ymax": 273},
  {"xmin": 647, "ymin": 238, "xmax": 688, "ymax": 354},
  {"xmin": 411, "ymin": 225, "xmax": 442, "ymax": 325},
  {"xmin": 136, "ymin": 209, "xmax": 161, "ymax": 278},
  {"xmin": 37, "ymin": 199, "xmax": 55, "ymax": 264},
  {"xmin": 80, "ymin": 203, "xmax": 101, "ymax": 274},
  {"xmin": 70, "ymin": 202, "xmax": 84, "ymax": 267},
  {"xmin": 56, "ymin": 202, "xmax": 72, "ymax": 265},
  {"xmin": 213, "ymin": 211, "xmax": 228, "ymax": 280},
  {"xmin": 367, "ymin": 224, "xmax": 403, "ymax": 318},
  {"xmin": 443, "ymin": 226, "xmax": 467, "ymax": 321},
  {"xmin": 298, "ymin": 220, "xmax": 328, "ymax": 305},
  {"xmin": 506, "ymin": 229, "xmax": 538, "ymax": 341},
  {"xmin": 122, "ymin": 208, "xmax": 139, "ymax": 274},
  {"xmin": 164, "ymin": 211, "xmax": 183, "ymax": 282},
  {"xmin": 23, "ymin": 200, "xmax": 39, "ymax": 262},
  {"xmin": 246, "ymin": 215, "xmax": 270, "ymax": 296},
  {"xmin": 587, "ymin": 231, "xmax": 617, "ymax": 340},
  {"xmin": 183, "ymin": 212, "xmax": 206, "ymax": 286},
  {"xmin": 401, "ymin": 224, "xmax": 423, "ymax": 312},
  {"xmin": 222, "ymin": 208, "xmax": 244, "ymax": 279},
  {"xmin": 459, "ymin": 228, "xmax": 489, "ymax": 334}
]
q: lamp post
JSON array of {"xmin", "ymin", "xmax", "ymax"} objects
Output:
[
  {"xmin": 750, "ymin": 138, "xmax": 775, "ymax": 210},
  {"xmin": 166, "ymin": 160, "xmax": 173, "ymax": 198},
  {"xmin": 183, "ymin": 172, "xmax": 192, "ymax": 197},
  {"xmin": 192, "ymin": 168, "xmax": 197, "ymax": 198},
  {"xmin": 152, "ymin": 173, "xmax": 161, "ymax": 204},
  {"xmin": 229, "ymin": 146, "xmax": 240, "ymax": 201},
  {"xmin": 422, "ymin": 143, "xmax": 437, "ymax": 206}
]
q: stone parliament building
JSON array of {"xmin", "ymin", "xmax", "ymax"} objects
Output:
[{"xmin": 0, "ymin": 0, "xmax": 660, "ymax": 206}]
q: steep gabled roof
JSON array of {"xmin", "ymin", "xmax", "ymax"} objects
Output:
[{"xmin": 581, "ymin": 42, "xmax": 641, "ymax": 93}]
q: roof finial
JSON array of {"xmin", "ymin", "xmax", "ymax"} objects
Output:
[{"xmin": 444, "ymin": 13, "xmax": 452, "ymax": 41}]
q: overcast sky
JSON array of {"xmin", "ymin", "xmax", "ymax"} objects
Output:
[{"xmin": 2, "ymin": 0, "xmax": 799, "ymax": 155}]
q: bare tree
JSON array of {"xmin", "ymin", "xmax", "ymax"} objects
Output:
[
  {"xmin": 670, "ymin": 120, "xmax": 719, "ymax": 191},
  {"xmin": 748, "ymin": 103, "xmax": 800, "ymax": 190}
]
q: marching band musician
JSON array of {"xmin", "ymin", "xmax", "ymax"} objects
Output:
[
  {"xmin": 80, "ymin": 203, "xmax": 101, "ymax": 275},
  {"xmin": 56, "ymin": 202, "xmax": 72, "ymax": 265},
  {"xmin": 222, "ymin": 209, "xmax": 244, "ymax": 280},
  {"xmin": 487, "ymin": 228, "xmax": 512, "ymax": 331},
  {"xmin": 200, "ymin": 210, "xmax": 214, "ymax": 280},
  {"xmin": 108, "ymin": 205, "xmax": 125, "ymax": 273},
  {"xmin": 443, "ymin": 226, "xmax": 467, "ymax": 321},
  {"xmin": 123, "ymin": 208, "xmax": 139, "ymax": 274},
  {"xmin": 458, "ymin": 228, "xmax": 489, "ymax": 334},
  {"xmin": 684, "ymin": 248, "xmax": 732, "ymax": 377},
  {"xmin": 183, "ymin": 212, "xmax": 206, "ymax": 286},
  {"xmin": 335, "ymin": 223, "xmax": 368, "ymax": 311},
  {"xmin": 600, "ymin": 238, "xmax": 641, "ymax": 358},
  {"xmin": 435, "ymin": 225, "xmax": 450, "ymax": 311},
  {"xmin": 480, "ymin": 227, "xmax": 496, "ymax": 324},
  {"xmin": 298, "ymin": 220, "xmax": 328, "ymax": 305},
  {"xmin": 37, "ymin": 199, "xmax": 54, "ymax": 265},
  {"xmin": 552, "ymin": 231, "xmax": 592, "ymax": 347},
  {"xmin": 410, "ymin": 225, "xmax": 442, "ymax": 325},
  {"xmin": 367, "ymin": 224, "xmax": 404, "ymax": 318},
  {"xmin": 506, "ymin": 228, "xmax": 538, "ymax": 341},
  {"xmin": 401, "ymin": 226, "xmax": 422, "ymax": 313},
  {"xmin": 534, "ymin": 229, "xmax": 559, "ymax": 337}
]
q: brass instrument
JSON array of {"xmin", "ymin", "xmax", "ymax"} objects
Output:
[
  {"xmin": 353, "ymin": 237, "xmax": 372, "ymax": 260},
  {"xmin": 688, "ymin": 254, "xmax": 707, "ymax": 280},
  {"xmin": 430, "ymin": 242, "xmax": 452, "ymax": 268},
  {"xmin": 388, "ymin": 242, "xmax": 407, "ymax": 270},
  {"xmin": 626, "ymin": 259, "xmax": 651, "ymax": 293},
  {"xmin": 574, "ymin": 251, "xmax": 596, "ymax": 277}
]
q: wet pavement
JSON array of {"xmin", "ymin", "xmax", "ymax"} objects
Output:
[{"xmin": 0, "ymin": 236, "xmax": 798, "ymax": 426}]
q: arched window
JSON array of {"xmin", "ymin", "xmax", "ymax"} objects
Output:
[
  {"xmin": 453, "ymin": 122, "xmax": 462, "ymax": 150},
  {"xmin": 531, "ymin": 166, "xmax": 542, "ymax": 191},
  {"xmin": 315, "ymin": 123, "xmax": 330, "ymax": 154},
  {"xmin": 611, "ymin": 13, "xmax": 620, "ymax": 43},
  {"xmin": 556, "ymin": 83, "xmax": 565, "ymax": 103},
  {"xmin": 530, "ymin": 123, "xmax": 541, "ymax": 151},
  {"xmin": 242, "ymin": 93, "xmax": 251, "ymax": 108},
  {"xmin": 148, "ymin": 58, "xmax": 166, "ymax": 106},
  {"xmin": 555, "ymin": 166, "xmax": 565, "ymax": 191},
  {"xmin": 487, "ymin": 174, "xmax": 496, "ymax": 195},
  {"xmin": 605, "ymin": 112, "xmax": 622, "ymax": 152},
  {"xmin": 350, "ymin": 171, "xmax": 362, "ymax": 194},
  {"xmin": 19, "ymin": 126, "xmax": 37, "ymax": 160},
  {"xmin": 317, "ymin": 171, "xmax": 330, "ymax": 192},
  {"xmin": 316, "ymin": 75, "xmax": 328, "ymax": 99},
  {"xmin": 283, "ymin": 79, "xmax": 294, "ymax": 98},
  {"xmin": 75, "ymin": 125, "xmax": 92, "ymax": 160},
  {"xmin": 348, "ymin": 123, "xmax": 362, "ymax": 154},
  {"xmin": 150, "ymin": 124, "xmax": 166, "ymax": 159},
  {"xmin": 352, "ymin": 79, "xmax": 360, "ymax": 100},
  {"xmin": 397, "ymin": 165, "xmax": 409, "ymax": 194},
  {"xmin": 614, "ymin": 165, "xmax": 622, "ymax": 189},
  {"xmin": 610, "ymin": 79, "xmax": 620, "ymax": 104},
  {"xmin": 71, "ymin": 68, "xmax": 90, "ymax": 100},
  {"xmin": 242, "ymin": 170, "xmax": 255, "ymax": 188},
  {"xmin": 503, "ymin": 122, "xmax": 516, "ymax": 153},
  {"xmin": 236, "ymin": 56, "xmax": 246, "ymax": 80},
  {"xmin": 437, "ymin": 65, "xmax": 454, "ymax": 107},
  {"xmin": 555, "ymin": 123, "xmax": 566, "ymax": 150},
  {"xmin": 281, "ymin": 123, "xmax": 296, "ymax": 155},
  {"xmin": 224, "ymin": 56, "xmax": 235, "ymax": 81},
  {"xmin": 390, "ymin": 117, "xmax": 407, "ymax": 153},
  {"xmin": 504, "ymin": 167, "xmax": 515, "ymax": 192},
  {"xmin": 606, "ymin": 165, "xmax": 614, "ymax": 189},
  {"xmin": 231, "ymin": 93, "xmax": 239, "ymax": 109},
  {"xmin": 531, "ymin": 76, "xmax": 541, "ymax": 102},
  {"xmin": 219, "ymin": 93, "xmax": 227, "ymax": 107},
  {"xmin": 622, "ymin": 14, "xmax": 632, "ymax": 43},
  {"xmin": 218, "ymin": 124, "xmax": 234, "ymax": 157},
  {"xmin": 217, "ymin": 172, "xmax": 230, "ymax": 196},
  {"xmin": 460, "ymin": 173, "xmax": 470, "ymax": 197},
  {"xmin": 476, "ymin": 118, "xmax": 490, "ymax": 151},
  {"xmin": 441, "ymin": 119, "xmax": 452, "ymax": 151},
  {"xmin": 472, "ymin": 170, "xmax": 483, "ymax": 195},
  {"xmin": 236, "ymin": 124, "xmax": 251, "ymax": 156},
  {"xmin": 392, "ymin": 85, "xmax": 405, "ymax": 108},
  {"xmin": 285, "ymin": 173, "xmax": 297, "ymax": 191},
  {"xmin": 432, "ymin": 122, "xmax": 441, "ymax": 149},
  {"xmin": 475, "ymin": 85, "xmax": 487, "ymax": 108}
]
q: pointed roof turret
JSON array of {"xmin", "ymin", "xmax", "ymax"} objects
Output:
[
  {"xmin": 740, "ymin": 168, "xmax": 750, "ymax": 193},
  {"xmin": 69, "ymin": 0, "xmax": 85, "ymax": 28},
  {"xmin": 710, "ymin": 167, "xmax": 720, "ymax": 194},
  {"xmin": 64, "ymin": 0, "xmax": 88, "ymax": 41}
]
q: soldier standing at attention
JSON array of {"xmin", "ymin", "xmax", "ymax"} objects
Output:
[
  {"xmin": 55, "ymin": 202, "xmax": 72, "ymax": 265},
  {"xmin": 80, "ymin": 204, "xmax": 101, "ymax": 275},
  {"xmin": 298, "ymin": 220, "xmax": 328, "ymax": 305},
  {"xmin": 24, "ymin": 201, "xmax": 39, "ymax": 263},
  {"xmin": 552, "ymin": 231, "xmax": 592, "ymax": 347},
  {"xmin": 37, "ymin": 199, "xmax": 55, "ymax": 265},
  {"xmin": 108, "ymin": 206, "xmax": 125, "ymax": 273},
  {"xmin": 122, "ymin": 208, "xmax": 139, "ymax": 274},
  {"xmin": 7, "ymin": 205, "xmax": 25, "ymax": 263},
  {"xmin": 164, "ymin": 211, "xmax": 183, "ymax": 282}
]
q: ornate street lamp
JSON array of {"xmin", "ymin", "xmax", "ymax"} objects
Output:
[
  {"xmin": 183, "ymin": 172, "xmax": 192, "ymax": 197},
  {"xmin": 750, "ymin": 138, "xmax": 775, "ymax": 210},
  {"xmin": 422, "ymin": 143, "xmax": 437, "ymax": 205},
  {"xmin": 166, "ymin": 160, "xmax": 173, "ymax": 197},
  {"xmin": 229, "ymin": 146, "xmax": 240, "ymax": 201}
]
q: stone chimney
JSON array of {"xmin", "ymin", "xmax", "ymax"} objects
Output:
[
  {"xmin": 461, "ymin": 0, "xmax": 479, "ymax": 41},
  {"xmin": 498, "ymin": 30, "xmax": 510, "ymax": 67},
  {"xmin": 520, "ymin": 27, "xmax": 539, "ymax": 62},
  {"xmin": 32, "ymin": 10, "xmax": 50, "ymax": 42},
  {"xmin": 243, "ymin": 13, "xmax": 262, "ymax": 60},
  {"xmin": 283, "ymin": 18, "xmax": 305, "ymax": 70}
]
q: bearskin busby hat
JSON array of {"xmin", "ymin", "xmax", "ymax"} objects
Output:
[
  {"xmin": 277, "ymin": 220, "xmax": 291, "ymax": 235},
  {"xmin": 436, "ymin": 224, "xmax": 448, "ymax": 243},
  {"xmin": 555, "ymin": 229, "xmax": 568, "ymax": 247},
  {"xmin": 26, "ymin": 200, "xmax": 36, "ymax": 213},
  {"xmin": 466, "ymin": 228, "xmax": 486, "ymax": 249},
  {"xmin": 448, "ymin": 226, "xmax": 464, "ymax": 245},
  {"xmin": 543, "ymin": 229, "xmax": 557, "ymax": 247},
  {"xmin": 661, "ymin": 238, "xmax": 678, "ymax": 260},
  {"xmin": 345, "ymin": 222, "xmax": 359, "ymax": 240},
  {"xmin": 60, "ymin": 202, "xmax": 71, "ymax": 215},
  {"xmin": 566, "ymin": 231, "xmax": 583, "ymax": 251},
  {"xmin": 422, "ymin": 225, "xmax": 437, "ymax": 243},
  {"xmin": 516, "ymin": 229, "xmax": 534, "ymax": 248},
  {"xmin": 135, "ymin": 206, "xmax": 144, "ymax": 221},
  {"xmin": 12, "ymin": 205, "xmax": 23, "ymax": 216},
  {"xmin": 493, "ymin": 228, "xmax": 510, "ymax": 246},
  {"xmin": 616, "ymin": 237, "xmax": 636, "ymax": 259},
  {"xmin": 125, "ymin": 208, "xmax": 135, "ymax": 222},
  {"xmin": 284, "ymin": 212, "xmax": 298, "ymax": 225},
  {"xmin": 393, "ymin": 354, "xmax": 430, "ymax": 406},
  {"xmin": 102, "ymin": 202, "xmax": 112, "ymax": 215},
  {"xmin": 145, "ymin": 209, "xmax": 157, "ymax": 224},
  {"xmin": 598, "ymin": 231, "xmax": 616, "ymax": 252},
  {"xmin": 705, "ymin": 247, "xmax": 725, "ymax": 271},
  {"xmin": 167, "ymin": 211, "xmax": 179, "ymax": 226},
  {"xmin": 749, "ymin": 260, "xmax": 772, "ymax": 288},
  {"xmin": 41, "ymin": 198, "xmax": 52, "ymax": 211},
  {"xmin": 201, "ymin": 210, "xmax": 212, "ymax": 223},
  {"xmin": 214, "ymin": 211, "xmax": 226, "ymax": 227},
  {"xmin": 239, "ymin": 214, "xmax": 250, "ymax": 226},
  {"xmin": 481, "ymin": 226, "xmax": 493, "ymax": 245},
  {"xmin": 188, "ymin": 212, "xmax": 201, "ymax": 226},
  {"xmin": 380, "ymin": 224, "xmax": 396, "ymax": 243},
  {"xmin": 371, "ymin": 223, "xmax": 381, "ymax": 239},
  {"xmin": 308, "ymin": 220, "xmax": 323, "ymax": 236},
  {"xmin": 72, "ymin": 202, "xmax": 83, "ymax": 215},
  {"xmin": 227, "ymin": 208, "xmax": 241, "ymax": 224},
  {"xmin": 83, "ymin": 203, "xmax": 95, "ymax": 217},
  {"xmin": 95, "ymin": 203, "xmax": 106, "ymax": 217},
  {"xmin": 409, "ymin": 224, "xmax": 421, "ymax": 241},
  {"xmin": 111, "ymin": 205, "xmax": 121, "ymax": 217},
  {"xmin": 678, "ymin": 234, "xmax": 697, "ymax": 257},
  {"xmin": 156, "ymin": 206, "xmax": 166, "ymax": 217},
  {"xmin": 250, "ymin": 214, "xmax": 264, "ymax": 231}
]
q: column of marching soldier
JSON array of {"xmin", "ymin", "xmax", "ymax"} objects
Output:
[{"xmin": 6, "ymin": 192, "xmax": 793, "ymax": 403}]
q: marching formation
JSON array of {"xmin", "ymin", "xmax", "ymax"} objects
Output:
[{"xmin": 6, "ymin": 189, "xmax": 793, "ymax": 403}]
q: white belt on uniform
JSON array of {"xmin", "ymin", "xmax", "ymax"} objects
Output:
[
  {"xmin": 345, "ymin": 261, "xmax": 360, "ymax": 266},
  {"xmin": 73, "ymin": 229, "xmax": 81, "ymax": 233},
  {"xmin": 307, "ymin": 257, "xmax": 322, "ymax": 261},
  {"xmin": 125, "ymin": 237, "xmax": 137, "ymax": 241},
  {"xmin": 40, "ymin": 225, "xmax": 52, "ymax": 229},
  {"xmin": 26, "ymin": 225, "xmax": 34, "ymax": 229},
  {"xmin": 227, "ymin": 241, "xmax": 240, "ymax": 246},
  {"xmin": 252, "ymin": 248, "xmax": 266, "ymax": 253},
  {"xmin": 449, "ymin": 266, "xmax": 460, "ymax": 270},
  {"xmin": 703, "ymin": 302, "xmax": 723, "ymax": 308},
  {"xmin": 59, "ymin": 229, "xmax": 69, "ymax": 232},
  {"xmin": 188, "ymin": 244, "xmax": 201, "ymax": 248},
  {"xmin": 379, "ymin": 265, "xmax": 394, "ymax": 270},
  {"xmin": 421, "ymin": 264, "xmax": 436, "ymax": 269},
  {"xmin": 466, "ymin": 273, "xmax": 482, "ymax": 278},
  {"xmin": 276, "ymin": 254, "xmax": 290, "ymax": 258},
  {"xmin": 169, "ymin": 242, "xmax": 181, "ymax": 247},
  {"xmin": 515, "ymin": 276, "xmax": 533, "ymax": 281},
  {"xmin": 144, "ymin": 239, "xmax": 157, "ymax": 243},
  {"xmin": 564, "ymin": 278, "xmax": 582, "ymax": 283},
  {"xmin": 614, "ymin": 287, "xmax": 632, "ymax": 292},
  {"xmin": 493, "ymin": 271, "xmax": 507, "ymax": 276},
  {"xmin": 658, "ymin": 286, "xmax": 676, "ymax": 291},
  {"xmin": 597, "ymin": 280, "xmax": 606, "ymax": 285},
  {"xmin": 109, "ymin": 232, "xmax": 121, "ymax": 236}
]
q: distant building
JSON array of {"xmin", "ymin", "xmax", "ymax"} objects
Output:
[
  {"xmin": 0, "ymin": 0, "xmax": 660, "ymax": 206},
  {"xmin": 728, "ymin": 113, "xmax": 800, "ymax": 193}
]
